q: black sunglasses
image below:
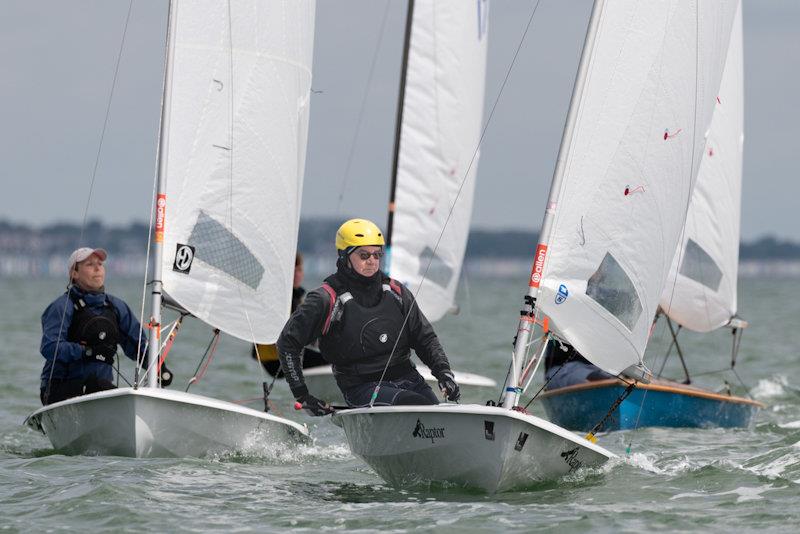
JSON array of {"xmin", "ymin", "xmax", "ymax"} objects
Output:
[{"xmin": 355, "ymin": 250, "xmax": 384, "ymax": 260}]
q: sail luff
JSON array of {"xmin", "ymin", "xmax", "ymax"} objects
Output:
[
  {"xmin": 385, "ymin": 0, "xmax": 416, "ymax": 256},
  {"xmin": 503, "ymin": 0, "xmax": 608, "ymax": 408},
  {"xmin": 146, "ymin": 0, "xmax": 179, "ymax": 389}
]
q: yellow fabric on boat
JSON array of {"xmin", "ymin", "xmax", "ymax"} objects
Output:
[{"xmin": 255, "ymin": 344, "xmax": 279, "ymax": 362}]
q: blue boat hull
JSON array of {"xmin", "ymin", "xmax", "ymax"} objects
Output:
[{"xmin": 538, "ymin": 379, "xmax": 763, "ymax": 431}]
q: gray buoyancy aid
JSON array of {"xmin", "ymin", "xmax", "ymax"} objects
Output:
[
  {"xmin": 66, "ymin": 292, "xmax": 121, "ymax": 349},
  {"xmin": 318, "ymin": 281, "xmax": 411, "ymax": 377}
]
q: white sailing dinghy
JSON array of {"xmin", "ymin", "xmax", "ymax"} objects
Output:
[
  {"xmin": 25, "ymin": 0, "xmax": 316, "ymax": 457},
  {"xmin": 334, "ymin": 0, "xmax": 740, "ymax": 491},
  {"xmin": 302, "ymin": 0, "xmax": 496, "ymax": 402},
  {"xmin": 541, "ymin": 3, "xmax": 763, "ymax": 430}
]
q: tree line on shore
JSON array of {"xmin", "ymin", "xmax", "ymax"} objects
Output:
[{"xmin": 2, "ymin": 218, "xmax": 799, "ymax": 260}]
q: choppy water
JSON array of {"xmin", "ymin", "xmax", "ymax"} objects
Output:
[{"xmin": 1, "ymin": 276, "xmax": 799, "ymax": 532}]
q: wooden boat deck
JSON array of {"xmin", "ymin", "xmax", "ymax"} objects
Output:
[{"xmin": 538, "ymin": 377, "xmax": 765, "ymax": 408}]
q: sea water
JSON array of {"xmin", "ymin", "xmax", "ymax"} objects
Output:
[{"xmin": 1, "ymin": 276, "xmax": 798, "ymax": 532}]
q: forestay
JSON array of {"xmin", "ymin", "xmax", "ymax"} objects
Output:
[
  {"xmin": 160, "ymin": 0, "xmax": 315, "ymax": 343},
  {"xmin": 536, "ymin": 0, "xmax": 740, "ymax": 374},
  {"xmin": 388, "ymin": 0, "xmax": 489, "ymax": 322},
  {"xmin": 660, "ymin": 3, "xmax": 743, "ymax": 333}
]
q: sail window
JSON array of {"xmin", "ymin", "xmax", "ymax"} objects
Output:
[
  {"xmin": 586, "ymin": 252, "xmax": 642, "ymax": 330},
  {"xmin": 418, "ymin": 246, "xmax": 454, "ymax": 289},
  {"xmin": 678, "ymin": 239, "xmax": 723, "ymax": 291},
  {"xmin": 187, "ymin": 211, "xmax": 265, "ymax": 289}
]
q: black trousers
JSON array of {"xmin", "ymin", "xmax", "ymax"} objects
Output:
[{"xmin": 40, "ymin": 376, "xmax": 116, "ymax": 405}]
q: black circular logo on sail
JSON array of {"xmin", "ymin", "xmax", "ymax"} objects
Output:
[{"xmin": 173, "ymin": 244, "xmax": 195, "ymax": 273}]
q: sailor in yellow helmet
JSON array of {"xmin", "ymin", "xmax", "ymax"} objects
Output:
[{"xmin": 277, "ymin": 218, "xmax": 460, "ymax": 415}]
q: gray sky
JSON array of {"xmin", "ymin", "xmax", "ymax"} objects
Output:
[{"xmin": 1, "ymin": 1, "xmax": 798, "ymax": 241}]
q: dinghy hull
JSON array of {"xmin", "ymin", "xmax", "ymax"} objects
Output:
[
  {"xmin": 302, "ymin": 365, "xmax": 496, "ymax": 405},
  {"xmin": 333, "ymin": 404, "xmax": 614, "ymax": 492},
  {"xmin": 539, "ymin": 378, "xmax": 763, "ymax": 431},
  {"xmin": 24, "ymin": 387, "xmax": 309, "ymax": 457}
]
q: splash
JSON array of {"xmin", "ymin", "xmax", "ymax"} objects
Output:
[{"xmin": 751, "ymin": 375, "xmax": 788, "ymax": 399}]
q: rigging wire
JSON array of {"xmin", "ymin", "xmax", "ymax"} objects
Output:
[
  {"xmin": 45, "ymin": 0, "xmax": 135, "ymax": 397},
  {"xmin": 370, "ymin": 0, "xmax": 544, "ymax": 406},
  {"xmin": 336, "ymin": 0, "xmax": 393, "ymax": 214}
]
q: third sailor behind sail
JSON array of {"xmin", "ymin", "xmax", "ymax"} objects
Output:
[{"xmin": 277, "ymin": 218, "xmax": 460, "ymax": 415}]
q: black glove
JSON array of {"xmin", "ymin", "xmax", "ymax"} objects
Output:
[
  {"xmin": 83, "ymin": 343, "xmax": 116, "ymax": 366},
  {"xmin": 159, "ymin": 362, "xmax": 174, "ymax": 387},
  {"xmin": 297, "ymin": 393, "xmax": 333, "ymax": 416},
  {"xmin": 437, "ymin": 370, "xmax": 461, "ymax": 402}
]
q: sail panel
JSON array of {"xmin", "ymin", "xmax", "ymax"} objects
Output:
[
  {"xmin": 161, "ymin": 0, "xmax": 315, "ymax": 343},
  {"xmin": 537, "ymin": 0, "xmax": 740, "ymax": 374},
  {"xmin": 388, "ymin": 0, "xmax": 489, "ymax": 322},
  {"xmin": 660, "ymin": 3, "xmax": 743, "ymax": 332}
]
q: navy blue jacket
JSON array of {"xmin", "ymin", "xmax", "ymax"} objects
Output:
[{"xmin": 39, "ymin": 286, "xmax": 147, "ymax": 389}]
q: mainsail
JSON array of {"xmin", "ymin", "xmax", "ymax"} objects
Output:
[
  {"xmin": 160, "ymin": 0, "xmax": 315, "ymax": 343},
  {"xmin": 534, "ymin": 0, "xmax": 740, "ymax": 374},
  {"xmin": 660, "ymin": 3, "xmax": 744, "ymax": 333},
  {"xmin": 387, "ymin": 0, "xmax": 489, "ymax": 322}
]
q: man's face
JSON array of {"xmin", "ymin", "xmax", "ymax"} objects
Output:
[
  {"xmin": 72, "ymin": 255, "xmax": 106, "ymax": 291},
  {"xmin": 349, "ymin": 246, "xmax": 383, "ymax": 277}
]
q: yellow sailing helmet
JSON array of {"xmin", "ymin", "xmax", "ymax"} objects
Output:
[{"xmin": 335, "ymin": 218, "xmax": 385, "ymax": 251}]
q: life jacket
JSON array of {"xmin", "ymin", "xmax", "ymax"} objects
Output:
[
  {"xmin": 318, "ymin": 277, "xmax": 411, "ymax": 378},
  {"xmin": 66, "ymin": 291, "xmax": 121, "ymax": 349}
]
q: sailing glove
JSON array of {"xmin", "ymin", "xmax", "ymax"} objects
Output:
[
  {"xmin": 83, "ymin": 343, "xmax": 116, "ymax": 366},
  {"xmin": 297, "ymin": 393, "xmax": 333, "ymax": 416},
  {"xmin": 436, "ymin": 370, "xmax": 461, "ymax": 402}
]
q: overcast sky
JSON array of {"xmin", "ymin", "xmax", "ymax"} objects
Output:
[{"xmin": 1, "ymin": 1, "xmax": 798, "ymax": 241}]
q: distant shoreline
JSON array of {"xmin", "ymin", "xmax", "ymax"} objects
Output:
[
  {"xmin": 3, "ymin": 218, "xmax": 799, "ymax": 278},
  {"xmin": 3, "ymin": 254, "xmax": 799, "ymax": 279}
]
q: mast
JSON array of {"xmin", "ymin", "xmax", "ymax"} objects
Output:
[
  {"xmin": 147, "ymin": 0, "xmax": 179, "ymax": 389},
  {"xmin": 502, "ymin": 0, "xmax": 607, "ymax": 409},
  {"xmin": 385, "ymin": 0, "xmax": 415, "ymax": 263}
]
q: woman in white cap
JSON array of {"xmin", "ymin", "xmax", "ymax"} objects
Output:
[{"xmin": 38, "ymin": 247, "xmax": 171, "ymax": 405}]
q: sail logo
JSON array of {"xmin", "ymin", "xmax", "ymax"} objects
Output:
[
  {"xmin": 379, "ymin": 333, "xmax": 388, "ymax": 343},
  {"xmin": 154, "ymin": 194, "xmax": 167, "ymax": 243},
  {"xmin": 173, "ymin": 244, "xmax": 195, "ymax": 273},
  {"xmin": 529, "ymin": 244, "xmax": 548, "ymax": 288},
  {"xmin": 560, "ymin": 446, "xmax": 582, "ymax": 472},
  {"xmin": 555, "ymin": 284, "xmax": 569, "ymax": 305},
  {"xmin": 412, "ymin": 419, "xmax": 445, "ymax": 443}
]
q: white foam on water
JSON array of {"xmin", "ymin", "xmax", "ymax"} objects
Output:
[
  {"xmin": 755, "ymin": 453, "xmax": 800, "ymax": 478},
  {"xmin": 208, "ymin": 427, "xmax": 353, "ymax": 463},
  {"xmin": 778, "ymin": 420, "xmax": 800, "ymax": 429},
  {"xmin": 752, "ymin": 375, "xmax": 788, "ymax": 399},
  {"xmin": 670, "ymin": 491, "xmax": 706, "ymax": 501},
  {"xmin": 624, "ymin": 452, "xmax": 665, "ymax": 474},
  {"xmin": 672, "ymin": 485, "xmax": 774, "ymax": 503},
  {"xmin": 623, "ymin": 452, "xmax": 696, "ymax": 476},
  {"xmin": 715, "ymin": 484, "xmax": 774, "ymax": 503}
]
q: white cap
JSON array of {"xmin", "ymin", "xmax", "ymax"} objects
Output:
[{"xmin": 67, "ymin": 247, "xmax": 108, "ymax": 278}]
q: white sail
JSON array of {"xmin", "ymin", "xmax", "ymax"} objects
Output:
[
  {"xmin": 388, "ymin": 0, "xmax": 489, "ymax": 322},
  {"xmin": 660, "ymin": 3, "xmax": 744, "ymax": 333},
  {"xmin": 160, "ymin": 0, "xmax": 315, "ymax": 343},
  {"xmin": 535, "ymin": 1, "xmax": 740, "ymax": 375}
]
